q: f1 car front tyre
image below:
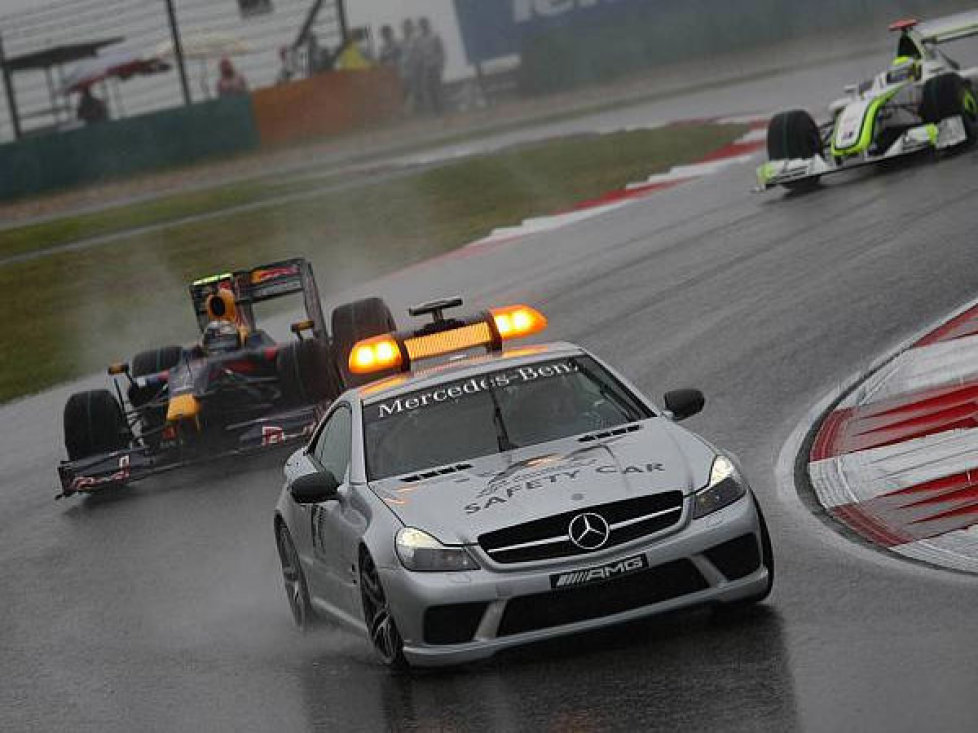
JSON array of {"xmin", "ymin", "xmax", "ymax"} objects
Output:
[
  {"xmin": 129, "ymin": 346, "xmax": 183, "ymax": 449},
  {"xmin": 331, "ymin": 297, "xmax": 398, "ymax": 388},
  {"xmin": 275, "ymin": 524, "xmax": 317, "ymax": 631},
  {"xmin": 767, "ymin": 110, "xmax": 822, "ymax": 191},
  {"xmin": 359, "ymin": 548, "xmax": 407, "ymax": 670},
  {"xmin": 921, "ymin": 73, "xmax": 978, "ymax": 144},
  {"xmin": 277, "ymin": 338, "xmax": 335, "ymax": 405},
  {"xmin": 63, "ymin": 390, "xmax": 130, "ymax": 461}
]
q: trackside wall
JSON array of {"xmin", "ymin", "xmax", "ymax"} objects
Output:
[
  {"xmin": 250, "ymin": 68, "xmax": 403, "ymax": 147},
  {"xmin": 0, "ymin": 68, "xmax": 402, "ymax": 201},
  {"xmin": 469, "ymin": 0, "xmax": 977, "ymax": 92},
  {"xmin": 0, "ymin": 97, "xmax": 259, "ymax": 201}
]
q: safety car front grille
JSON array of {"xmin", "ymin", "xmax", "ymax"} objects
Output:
[
  {"xmin": 497, "ymin": 559, "xmax": 707, "ymax": 636},
  {"xmin": 478, "ymin": 491, "xmax": 685, "ymax": 564}
]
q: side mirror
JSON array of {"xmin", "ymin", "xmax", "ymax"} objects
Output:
[
  {"xmin": 290, "ymin": 470, "xmax": 340, "ymax": 504},
  {"xmin": 844, "ymin": 83, "xmax": 858, "ymax": 96},
  {"xmin": 663, "ymin": 389, "xmax": 705, "ymax": 421}
]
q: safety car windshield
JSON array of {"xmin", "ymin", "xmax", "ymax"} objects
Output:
[{"xmin": 363, "ymin": 356, "xmax": 653, "ymax": 480}]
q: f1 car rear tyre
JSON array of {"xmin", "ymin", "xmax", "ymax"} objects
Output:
[
  {"xmin": 277, "ymin": 337, "xmax": 334, "ymax": 405},
  {"xmin": 63, "ymin": 390, "xmax": 130, "ymax": 461},
  {"xmin": 276, "ymin": 524, "xmax": 317, "ymax": 631},
  {"xmin": 331, "ymin": 297, "xmax": 398, "ymax": 388},
  {"xmin": 920, "ymin": 73, "xmax": 978, "ymax": 144},
  {"xmin": 131, "ymin": 346, "xmax": 183, "ymax": 379},
  {"xmin": 359, "ymin": 549, "xmax": 407, "ymax": 670},
  {"xmin": 767, "ymin": 110, "xmax": 822, "ymax": 191},
  {"xmin": 129, "ymin": 346, "xmax": 183, "ymax": 448}
]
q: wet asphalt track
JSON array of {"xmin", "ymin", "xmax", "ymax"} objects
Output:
[{"xmin": 6, "ymin": 55, "xmax": 978, "ymax": 732}]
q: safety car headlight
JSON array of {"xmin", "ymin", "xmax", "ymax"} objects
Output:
[
  {"xmin": 691, "ymin": 455, "xmax": 746, "ymax": 519},
  {"xmin": 395, "ymin": 527, "xmax": 480, "ymax": 572}
]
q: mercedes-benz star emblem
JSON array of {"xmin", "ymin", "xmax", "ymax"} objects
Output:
[{"xmin": 568, "ymin": 512, "xmax": 610, "ymax": 551}]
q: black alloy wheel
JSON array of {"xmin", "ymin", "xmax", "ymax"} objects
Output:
[
  {"xmin": 276, "ymin": 525, "xmax": 315, "ymax": 630},
  {"xmin": 359, "ymin": 551, "xmax": 407, "ymax": 669}
]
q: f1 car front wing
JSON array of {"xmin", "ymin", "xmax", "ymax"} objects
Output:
[
  {"xmin": 56, "ymin": 405, "xmax": 320, "ymax": 499},
  {"xmin": 755, "ymin": 116, "xmax": 967, "ymax": 191}
]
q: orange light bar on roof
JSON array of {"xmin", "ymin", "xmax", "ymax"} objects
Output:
[
  {"xmin": 405, "ymin": 321, "xmax": 494, "ymax": 361},
  {"xmin": 349, "ymin": 335, "xmax": 403, "ymax": 374},
  {"xmin": 491, "ymin": 304, "xmax": 547, "ymax": 340},
  {"xmin": 348, "ymin": 303, "xmax": 548, "ymax": 375}
]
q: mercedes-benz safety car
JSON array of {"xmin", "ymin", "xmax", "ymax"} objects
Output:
[
  {"xmin": 273, "ymin": 297, "xmax": 774, "ymax": 668},
  {"xmin": 57, "ymin": 258, "xmax": 396, "ymax": 499},
  {"xmin": 757, "ymin": 12, "xmax": 978, "ymax": 192}
]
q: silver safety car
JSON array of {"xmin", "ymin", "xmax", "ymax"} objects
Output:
[{"xmin": 273, "ymin": 298, "xmax": 773, "ymax": 668}]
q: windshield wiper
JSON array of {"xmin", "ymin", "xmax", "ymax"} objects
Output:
[{"xmin": 487, "ymin": 384, "xmax": 518, "ymax": 452}]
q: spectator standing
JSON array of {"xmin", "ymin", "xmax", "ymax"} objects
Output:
[
  {"xmin": 306, "ymin": 32, "xmax": 333, "ymax": 75},
  {"xmin": 276, "ymin": 45, "xmax": 296, "ymax": 84},
  {"xmin": 418, "ymin": 17, "xmax": 446, "ymax": 114},
  {"xmin": 77, "ymin": 87, "xmax": 108, "ymax": 124},
  {"xmin": 335, "ymin": 33, "xmax": 373, "ymax": 71},
  {"xmin": 377, "ymin": 25, "xmax": 401, "ymax": 69},
  {"xmin": 216, "ymin": 57, "xmax": 248, "ymax": 96},
  {"xmin": 400, "ymin": 18, "xmax": 424, "ymax": 113}
]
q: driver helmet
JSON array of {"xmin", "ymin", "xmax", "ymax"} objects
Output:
[
  {"xmin": 888, "ymin": 56, "xmax": 920, "ymax": 83},
  {"xmin": 202, "ymin": 320, "xmax": 241, "ymax": 355}
]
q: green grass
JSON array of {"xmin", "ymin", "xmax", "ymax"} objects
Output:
[{"xmin": 0, "ymin": 122, "xmax": 746, "ymax": 404}]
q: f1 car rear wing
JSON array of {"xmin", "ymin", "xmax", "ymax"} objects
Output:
[
  {"xmin": 189, "ymin": 258, "xmax": 327, "ymax": 339},
  {"xmin": 917, "ymin": 11, "xmax": 978, "ymax": 45}
]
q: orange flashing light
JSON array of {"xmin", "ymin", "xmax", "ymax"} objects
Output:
[
  {"xmin": 491, "ymin": 304, "xmax": 547, "ymax": 340},
  {"xmin": 349, "ymin": 335, "xmax": 403, "ymax": 374}
]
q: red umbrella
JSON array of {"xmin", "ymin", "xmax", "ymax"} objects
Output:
[{"xmin": 62, "ymin": 50, "xmax": 170, "ymax": 94}]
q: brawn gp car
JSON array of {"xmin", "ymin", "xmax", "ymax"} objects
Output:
[
  {"xmin": 273, "ymin": 298, "xmax": 774, "ymax": 668},
  {"xmin": 757, "ymin": 12, "xmax": 978, "ymax": 192}
]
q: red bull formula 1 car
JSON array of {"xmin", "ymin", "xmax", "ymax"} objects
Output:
[{"xmin": 57, "ymin": 258, "xmax": 395, "ymax": 499}]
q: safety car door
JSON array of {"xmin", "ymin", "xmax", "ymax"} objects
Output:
[{"xmin": 308, "ymin": 403, "xmax": 365, "ymax": 618}]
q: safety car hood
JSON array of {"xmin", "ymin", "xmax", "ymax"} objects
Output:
[{"xmin": 368, "ymin": 418, "xmax": 715, "ymax": 545}]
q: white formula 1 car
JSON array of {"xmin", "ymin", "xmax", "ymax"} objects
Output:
[{"xmin": 757, "ymin": 12, "xmax": 978, "ymax": 192}]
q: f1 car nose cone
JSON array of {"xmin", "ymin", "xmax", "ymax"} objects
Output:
[{"xmin": 568, "ymin": 512, "xmax": 610, "ymax": 550}]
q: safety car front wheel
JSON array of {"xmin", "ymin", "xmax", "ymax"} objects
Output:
[
  {"xmin": 276, "ymin": 524, "xmax": 317, "ymax": 631},
  {"xmin": 359, "ymin": 549, "xmax": 407, "ymax": 670}
]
